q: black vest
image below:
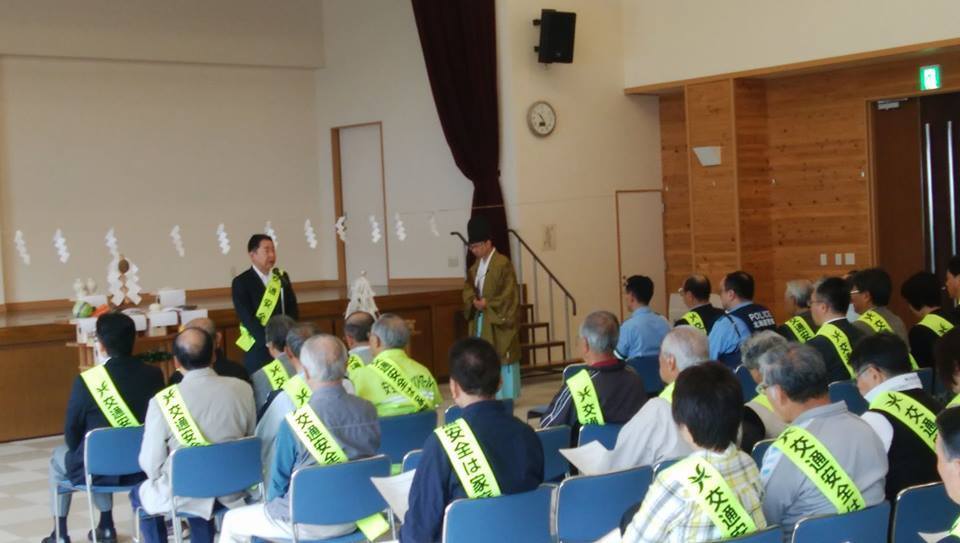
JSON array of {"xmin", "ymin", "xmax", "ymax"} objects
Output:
[
  {"xmin": 868, "ymin": 387, "xmax": 942, "ymax": 502},
  {"xmin": 675, "ymin": 304, "xmax": 726, "ymax": 333},
  {"xmin": 729, "ymin": 303, "xmax": 777, "ymax": 334}
]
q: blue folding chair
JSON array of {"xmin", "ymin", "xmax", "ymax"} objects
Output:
[
  {"xmin": 916, "ymin": 368, "xmax": 934, "ymax": 394},
  {"xmin": 442, "ymin": 485, "xmax": 554, "ymax": 543},
  {"xmin": 168, "ymin": 437, "xmax": 263, "ymax": 543},
  {"xmin": 445, "ymin": 399, "xmax": 514, "ymax": 424},
  {"xmin": 376, "ymin": 410, "xmax": 437, "ymax": 466},
  {"xmin": 752, "ymin": 439, "xmax": 774, "ymax": 469},
  {"xmin": 625, "ymin": 356, "xmax": 664, "ymax": 395},
  {"xmin": 401, "ymin": 449, "xmax": 422, "ymax": 473},
  {"xmin": 828, "ymin": 380, "xmax": 868, "ymax": 415},
  {"xmin": 736, "ymin": 365, "xmax": 759, "ymax": 402},
  {"xmin": 708, "ymin": 526, "xmax": 782, "ymax": 543},
  {"xmin": 55, "ymin": 426, "xmax": 144, "ymax": 543},
  {"xmin": 653, "ymin": 458, "xmax": 678, "ymax": 477},
  {"xmin": 536, "ymin": 425, "xmax": 572, "ymax": 482},
  {"xmin": 527, "ymin": 365, "xmax": 586, "ymax": 421},
  {"xmin": 556, "ymin": 466, "xmax": 653, "ymax": 543},
  {"xmin": 578, "ymin": 423, "xmax": 624, "ymax": 449},
  {"xmin": 287, "ymin": 455, "xmax": 392, "ymax": 542},
  {"xmin": 892, "ymin": 482, "xmax": 960, "ymax": 543},
  {"xmin": 790, "ymin": 501, "xmax": 890, "ymax": 543}
]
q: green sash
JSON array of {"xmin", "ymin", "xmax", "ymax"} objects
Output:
[
  {"xmin": 435, "ymin": 419, "xmax": 502, "ymax": 499},
  {"xmin": 236, "ymin": 270, "xmax": 283, "ymax": 352},
  {"xmin": 681, "ymin": 311, "xmax": 706, "ymax": 332},
  {"xmin": 772, "ymin": 426, "xmax": 864, "ymax": 513},
  {"xmin": 566, "ymin": 369, "xmax": 605, "ymax": 425},
  {"xmin": 951, "ymin": 515, "xmax": 960, "ymax": 537},
  {"xmin": 346, "ymin": 353, "xmax": 365, "ymax": 375},
  {"xmin": 949, "ymin": 395, "xmax": 960, "ymax": 409},
  {"xmin": 869, "ymin": 391, "xmax": 938, "ymax": 451},
  {"xmin": 666, "ymin": 456, "xmax": 757, "ymax": 538},
  {"xmin": 282, "ymin": 375, "xmax": 312, "ymax": 409},
  {"xmin": 752, "ymin": 392, "xmax": 773, "ymax": 413},
  {"xmin": 80, "ymin": 366, "xmax": 139, "ymax": 428},
  {"xmin": 286, "ymin": 405, "xmax": 389, "ymax": 540},
  {"xmin": 919, "ymin": 313, "xmax": 955, "ymax": 337},
  {"xmin": 262, "ymin": 359, "xmax": 290, "ymax": 391},
  {"xmin": 659, "ymin": 382, "xmax": 675, "ymax": 404},
  {"xmin": 816, "ymin": 323, "xmax": 855, "ymax": 377},
  {"xmin": 156, "ymin": 385, "xmax": 210, "ymax": 447},
  {"xmin": 858, "ymin": 310, "xmax": 919, "ymax": 369},
  {"xmin": 785, "ymin": 316, "xmax": 816, "ymax": 343},
  {"xmin": 369, "ymin": 352, "xmax": 432, "ymax": 412}
]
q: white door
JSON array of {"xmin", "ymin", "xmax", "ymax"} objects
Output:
[
  {"xmin": 339, "ymin": 124, "xmax": 389, "ymax": 285},
  {"xmin": 617, "ymin": 191, "xmax": 666, "ymax": 319}
]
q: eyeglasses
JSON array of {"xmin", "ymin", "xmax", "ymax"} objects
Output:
[
  {"xmin": 855, "ymin": 364, "xmax": 874, "ymax": 379},
  {"xmin": 849, "ymin": 289, "xmax": 861, "ymax": 295},
  {"xmin": 755, "ymin": 382, "xmax": 769, "ymax": 396}
]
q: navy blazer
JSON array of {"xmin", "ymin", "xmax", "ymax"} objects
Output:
[
  {"xmin": 64, "ymin": 355, "xmax": 165, "ymax": 484},
  {"xmin": 230, "ymin": 267, "xmax": 299, "ymax": 374}
]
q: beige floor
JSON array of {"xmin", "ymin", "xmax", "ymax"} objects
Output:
[{"xmin": 0, "ymin": 374, "xmax": 563, "ymax": 542}]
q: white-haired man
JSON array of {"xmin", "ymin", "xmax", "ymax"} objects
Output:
[{"xmin": 219, "ymin": 334, "xmax": 380, "ymax": 542}]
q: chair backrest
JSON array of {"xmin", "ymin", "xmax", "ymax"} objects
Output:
[
  {"xmin": 290, "ymin": 455, "xmax": 391, "ymax": 526},
  {"xmin": 402, "ymin": 449, "xmax": 422, "ymax": 472},
  {"xmin": 752, "ymin": 439, "xmax": 774, "ymax": 469},
  {"xmin": 442, "ymin": 485, "xmax": 554, "ymax": 543},
  {"xmin": 708, "ymin": 526, "xmax": 782, "ymax": 543},
  {"xmin": 916, "ymin": 368, "xmax": 934, "ymax": 394},
  {"xmin": 653, "ymin": 458, "xmax": 678, "ymax": 477},
  {"xmin": 84, "ymin": 426, "xmax": 145, "ymax": 477},
  {"xmin": 791, "ymin": 501, "xmax": 891, "ymax": 543},
  {"xmin": 556, "ymin": 466, "xmax": 653, "ymax": 543},
  {"xmin": 828, "ymin": 380, "xmax": 868, "ymax": 415},
  {"xmin": 444, "ymin": 399, "xmax": 514, "ymax": 424},
  {"xmin": 376, "ymin": 409, "xmax": 437, "ymax": 464},
  {"xmin": 170, "ymin": 437, "xmax": 262, "ymax": 499},
  {"xmin": 736, "ymin": 365, "xmax": 759, "ymax": 402},
  {"xmin": 536, "ymin": 425, "xmax": 571, "ymax": 482},
  {"xmin": 892, "ymin": 482, "xmax": 960, "ymax": 543},
  {"xmin": 578, "ymin": 423, "xmax": 624, "ymax": 449},
  {"xmin": 624, "ymin": 356, "xmax": 664, "ymax": 394}
]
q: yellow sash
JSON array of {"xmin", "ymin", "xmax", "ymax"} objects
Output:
[
  {"xmin": 666, "ymin": 456, "xmax": 757, "ymax": 538},
  {"xmin": 435, "ymin": 418, "xmax": 502, "ymax": 499},
  {"xmin": 262, "ymin": 359, "xmax": 290, "ymax": 391},
  {"xmin": 566, "ymin": 369, "xmax": 605, "ymax": 425},
  {"xmin": 949, "ymin": 395, "xmax": 960, "ymax": 409},
  {"xmin": 772, "ymin": 426, "xmax": 864, "ymax": 513},
  {"xmin": 236, "ymin": 269, "xmax": 283, "ymax": 352},
  {"xmin": 80, "ymin": 366, "xmax": 139, "ymax": 428},
  {"xmin": 752, "ymin": 392, "xmax": 773, "ymax": 412},
  {"xmin": 155, "ymin": 385, "xmax": 210, "ymax": 447},
  {"xmin": 282, "ymin": 375, "xmax": 311, "ymax": 408},
  {"xmin": 681, "ymin": 311, "xmax": 707, "ymax": 332},
  {"xmin": 784, "ymin": 316, "xmax": 816, "ymax": 343},
  {"xmin": 659, "ymin": 382, "xmax": 675, "ymax": 404},
  {"xmin": 369, "ymin": 352, "xmax": 433, "ymax": 412},
  {"xmin": 346, "ymin": 353, "xmax": 365, "ymax": 375},
  {"xmin": 869, "ymin": 391, "xmax": 937, "ymax": 452},
  {"xmin": 816, "ymin": 323, "xmax": 855, "ymax": 377},
  {"xmin": 919, "ymin": 313, "xmax": 955, "ymax": 337}
]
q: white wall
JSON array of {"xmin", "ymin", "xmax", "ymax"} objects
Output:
[{"xmin": 623, "ymin": 0, "xmax": 960, "ymax": 87}]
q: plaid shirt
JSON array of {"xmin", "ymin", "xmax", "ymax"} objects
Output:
[{"xmin": 623, "ymin": 445, "xmax": 767, "ymax": 543}]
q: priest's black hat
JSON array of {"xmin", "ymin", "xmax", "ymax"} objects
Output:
[{"xmin": 467, "ymin": 216, "xmax": 492, "ymax": 244}]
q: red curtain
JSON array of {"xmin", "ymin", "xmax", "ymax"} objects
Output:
[{"xmin": 411, "ymin": 0, "xmax": 510, "ymax": 259}]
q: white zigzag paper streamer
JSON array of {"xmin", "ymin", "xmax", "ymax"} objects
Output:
[
  {"xmin": 264, "ymin": 220, "xmax": 278, "ymax": 248},
  {"xmin": 394, "ymin": 213, "xmax": 407, "ymax": 241},
  {"xmin": 216, "ymin": 223, "xmax": 231, "ymax": 255},
  {"xmin": 53, "ymin": 229, "xmax": 70, "ymax": 264},
  {"xmin": 14, "ymin": 230, "xmax": 30, "ymax": 265},
  {"xmin": 105, "ymin": 228, "xmax": 119, "ymax": 259},
  {"xmin": 428, "ymin": 214, "xmax": 440, "ymax": 237},
  {"xmin": 170, "ymin": 225, "xmax": 185, "ymax": 257},
  {"xmin": 335, "ymin": 216, "xmax": 347, "ymax": 243},
  {"xmin": 304, "ymin": 219, "xmax": 318, "ymax": 249},
  {"xmin": 369, "ymin": 215, "xmax": 382, "ymax": 244}
]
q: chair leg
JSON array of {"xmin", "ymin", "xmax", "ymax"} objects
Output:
[
  {"xmin": 172, "ymin": 508, "xmax": 183, "ymax": 543},
  {"xmin": 389, "ymin": 508, "xmax": 397, "ymax": 540},
  {"xmin": 53, "ymin": 485, "xmax": 61, "ymax": 542},
  {"xmin": 131, "ymin": 507, "xmax": 140, "ymax": 543},
  {"xmin": 85, "ymin": 484, "xmax": 98, "ymax": 543}
]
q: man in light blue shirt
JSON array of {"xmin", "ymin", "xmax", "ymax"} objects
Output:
[
  {"xmin": 616, "ymin": 275, "xmax": 670, "ymax": 359},
  {"xmin": 709, "ymin": 271, "xmax": 776, "ymax": 366}
]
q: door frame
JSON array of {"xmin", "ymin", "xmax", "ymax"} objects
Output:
[{"xmin": 614, "ymin": 189, "xmax": 667, "ymax": 322}]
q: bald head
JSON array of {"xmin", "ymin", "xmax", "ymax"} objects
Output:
[
  {"xmin": 185, "ymin": 317, "xmax": 216, "ymax": 337},
  {"xmin": 173, "ymin": 328, "xmax": 214, "ymax": 370},
  {"xmin": 300, "ymin": 334, "xmax": 348, "ymax": 381},
  {"xmin": 344, "ymin": 311, "xmax": 375, "ymax": 346}
]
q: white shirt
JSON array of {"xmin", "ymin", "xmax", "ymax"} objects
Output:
[
  {"xmin": 253, "ymin": 265, "xmax": 274, "ymax": 286},
  {"xmin": 475, "ymin": 248, "xmax": 496, "ymax": 295},
  {"xmin": 861, "ymin": 372, "xmax": 924, "ymax": 451},
  {"xmin": 595, "ymin": 396, "xmax": 692, "ymax": 473}
]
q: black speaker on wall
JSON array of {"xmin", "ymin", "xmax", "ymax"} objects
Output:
[{"xmin": 534, "ymin": 9, "xmax": 576, "ymax": 64}]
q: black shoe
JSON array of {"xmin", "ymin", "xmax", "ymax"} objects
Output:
[
  {"xmin": 41, "ymin": 531, "xmax": 70, "ymax": 543},
  {"xmin": 86, "ymin": 527, "xmax": 117, "ymax": 543}
]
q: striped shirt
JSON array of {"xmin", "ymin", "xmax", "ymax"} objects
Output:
[{"xmin": 623, "ymin": 445, "xmax": 766, "ymax": 543}]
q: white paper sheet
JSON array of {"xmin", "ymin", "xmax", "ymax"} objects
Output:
[
  {"xmin": 158, "ymin": 289, "xmax": 186, "ymax": 308},
  {"xmin": 593, "ymin": 528, "xmax": 621, "ymax": 543},
  {"xmin": 179, "ymin": 309, "xmax": 209, "ymax": 325},
  {"xmin": 559, "ymin": 441, "xmax": 611, "ymax": 476},
  {"xmin": 147, "ymin": 311, "xmax": 179, "ymax": 328},
  {"xmin": 919, "ymin": 531, "xmax": 949, "ymax": 543},
  {"xmin": 371, "ymin": 470, "xmax": 416, "ymax": 520}
]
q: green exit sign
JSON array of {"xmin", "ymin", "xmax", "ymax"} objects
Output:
[{"xmin": 920, "ymin": 64, "xmax": 941, "ymax": 91}]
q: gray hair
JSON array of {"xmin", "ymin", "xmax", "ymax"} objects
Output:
[
  {"xmin": 286, "ymin": 322, "xmax": 318, "ymax": 359},
  {"xmin": 372, "ymin": 313, "xmax": 410, "ymax": 349},
  {"xmin": 579, "ymin": 310, "xmax": 619, "ymax": 354},
  {"xmin": 785, "ymin": 279, "xmax": 813, "ymax": 309},
  {"xmin": 759, "ymin": 343, "xmax": 829, "ymax": 403},
  {"xmin": 299, "ymin": 334, "xmax": 348, "ymax": 381},
  {"xmin": 740, "ymin": 331, "xmax": 788, "ymax": 371},
  {"xmin": 660, "ymin": 326, "xmax": 708, "ymax": 370}
]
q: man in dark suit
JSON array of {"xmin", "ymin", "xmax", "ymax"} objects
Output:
[
  {"xmin": 807, "ymin": 277, "xmax": 866, "ymax": 383},
  {"xmin": 168, "ymin": 317, "xmax": 250, "ymax": 385},
  {"xmin": 674, "ymin": 274, "xmax": 725, "ymax": 333},
  {"xmin": 231, "ymin": 234, "xmax": 299, "ymax": 374},
  {"xmin": 46, "ymin": 313, "xmax": 165, "ymax": 543}
]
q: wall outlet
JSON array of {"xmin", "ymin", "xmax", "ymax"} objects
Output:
[
  {"xmin": 819, "ymin": 253, "xmax": 827, "ymax": 266},
  {"xmin": 447, "ymin": 256, "xmax": 459, "ymax": 268},
  {"xmin": 542, "ymin": 224, "xmax": 557, "ymax": 251},
  {"xmin": 844, "ymin": 252, "xmax": 856, "ymax": 266}
]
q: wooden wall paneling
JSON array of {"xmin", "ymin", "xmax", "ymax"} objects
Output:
[
  {"xmin": 660, "ymin": 92, "xmax": 693, "ymax": 293},
  {"xmin": 0, "ymin": 342, "xmax": 76, "ymax": 441}
]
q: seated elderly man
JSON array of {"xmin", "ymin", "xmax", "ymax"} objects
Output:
[
  {"xmin": 169, "ymin": 317, "xmax": 249, "ymax": 385},
  {"xmin": 219, "ymin": 334, "xmax": 380, "ymax": 542},
  {"xmin": 852, "ymin": 333, "xmax": 942, "ymax": 502},
  {"xmin": 777, "ymin": 279, "xmax": 818, "ymax": 343},
  {"xmin": 349, "ymin": 313, "xmax": 441, "ymax": 417},
  {"xmin": 592, "ymin": 326, "xmax": 709, "ymax": 472},
  {"xmin": 739, "ymin": 331, "xmax": 789, "ymax": 453},
  {"xmin": 622, "ymin": 363, "xmax": 767, "ymax": 543},
  {"xmin": 251, "ymin": 315, "xmax": 297, "ymax": 413},
  {"xmin": 401, "ymin": 337, "xmax": 543, "ymax": 542},
  {"xmin": 757, "ymin": 343, "xmax": 887, "ymax": 536},
  {"xmin": 131, "ymin": 328, "xmax": 255, "ymax": 543},
  {"xmin": 344, "ymin": 311, "xmax": 376, "ymax": 375},
  {"xmin": 540, "ymin": 310, "xmax": 646, "ymax": 434}
]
